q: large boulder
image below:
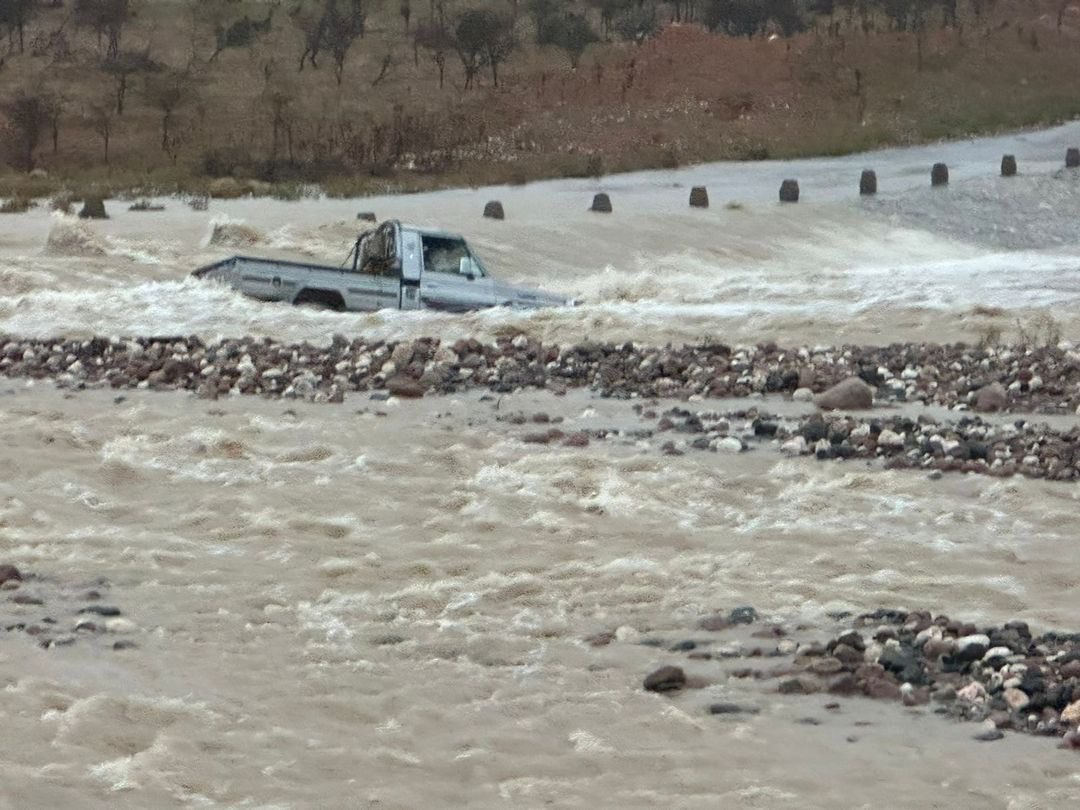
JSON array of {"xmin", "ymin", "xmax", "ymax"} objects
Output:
[
  {"xmin": 689, "ymin": 186, "xmax": 709, "ymax": 208},
  {"xmin": 0, "ymin": 564, "xmax": 22, "ymax": 586},
  {"xmin": 483, "ymin": 200, "xmax": 505, "ymax": 220},
  {"xmin": 78, "ymin": 196, "xmax": 108, "ymax": 219},
  {"xmin": 1001, "ymin": 155, "xmax": 1017, "ymax": 177},
  {"xmin": 973, "ymin": 382, "xmax": 1007, "ymax": 413},
  {"xmin": 859, "ymin": 169, "xmax": 877, "ymax": 196},
  {"xmin": 1067, "ymin": 148, "xmax": 1080, "ymax": 169},
  {"xmin": 590, "ymin": 193, "xmax": 612, "ymax": 213},
  {"xmin": 931, "ymin": 163, "xmax": 949, "ymax": 187},
  {"xmin": 387, "ymin": 375, "xmax": 426, "ymax": 399},
  {"xmin": 779, "ymin": 179, "xmax": 799, "ymax": 203},
  {"xmin": 815, "ymin": 377, "xmax": 874, "ymax": 411}
]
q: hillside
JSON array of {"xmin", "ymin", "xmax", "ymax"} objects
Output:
[{"xmin": 0, "ymin": 0, "xmax": 1079, "ymax": 198}]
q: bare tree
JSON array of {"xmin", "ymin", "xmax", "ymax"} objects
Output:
[
  {"xmin": 143, "ymin": 69, "xmax": 195, "ymax": 150},
  {"xmin": 41, "ymin": 90, "xmax": 65, "ymax": 153},
  {"xmin": 101, "ymin": 50, "xmax": 159, "ymax": 115},
  {"xmin": 399, "ymin": 0, "xmax": 410, "ymax": 30},
  {"xmin": 414, "ymin": 20, "xmax": 452, "ymax": 87},
  {"xmin": 0, "ymin": 0, "xmax": 38, "ymax": 53},
  {"xmin": 88, "ymin": 100, "xmax": 113, "ymax": 163},
  {"xmin": 1, "ymin": 91, "xmax": 47, "ymax": 170},
  {"xmin": 324, "ymin": 0, "xmax": 365, "ymax": 84},
  {"xmin": 210, "ymin": 6, "xmax": 275, "ymax": 61},
  {"xmin": 455, "ymin": 7, "xmax": 515, "ymax": 88},
  {"xmin": 74, "ymin": 0, "xmax": 130, "ymax": 59}
]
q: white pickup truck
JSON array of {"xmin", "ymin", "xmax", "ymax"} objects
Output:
[{"xmin": 192, "ymin": 220, "xmax": 573, "ymax": 312}]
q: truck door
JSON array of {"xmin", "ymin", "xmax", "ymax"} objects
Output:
[
  {"xmin": 398, "ymin": 228, "xmax": 422, "ymax": 310},
  {"xmin": 417, "ymin": 234, "xmax": 496, "ymax": 312}
]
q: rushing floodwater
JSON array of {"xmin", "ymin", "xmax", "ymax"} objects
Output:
[{"xmin": 2, "ymin": 123, "xmax": 1080, "ymax": 808}]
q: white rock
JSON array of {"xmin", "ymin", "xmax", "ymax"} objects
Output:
[
  {"xmin": 850, "ymin": 424, "xmax": 871, "ymax": 440},
  {"xmin": 982, "ymin": 646, "xmax": 1012, "ymax": 663},
  {"xmin": 712, "ymin": 437, "xmax": 743, "ymax": 454},
  {"xmin": 957, "ymin": 681, "xmax": 987, "ymax": 702},
  {"xmin": 780, "ymin": 436, "xmax": 808, "ymax": 456},
  {"xmin": 877, "ymin": 429, "xmax": 905, "ymax": 448},
  {"xmin": 956, "ymin": 634, "xmax": 991, "ymax": 655},
  {"xmin": 792, "ymin": 388, "xmax": 814, "ymax": 402},
  {"xmin": 1003, "ymin": 687, "xmax": 1030, "ymax": 711},
  {"xmin": 915, "ymin": 626, "xmax": 942, "ymax": 647},
  {"xmin": 614, "ymin": 626, "xmax": 639, "ymax": 643},
  {"xmin": 778, "ymin": 639, "xmax": 797, "ymax": 654},
  {"xmin": 105, "ymin": 618, "xmax": 138, "ymax": 634}
]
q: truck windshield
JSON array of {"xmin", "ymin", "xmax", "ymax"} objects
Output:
[{"xmin": 421, "ymin": 235, "xmax": 485, "ymax": 277}]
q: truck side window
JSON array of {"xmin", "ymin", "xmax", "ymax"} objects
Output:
[{"xmin": 421, "ymin": 236, "xmax": 471, "ymax": 275}]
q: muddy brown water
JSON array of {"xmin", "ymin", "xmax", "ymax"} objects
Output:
[{"xmin": 3, "ymin": 124, "xmax": 1080, "ymax": 807}]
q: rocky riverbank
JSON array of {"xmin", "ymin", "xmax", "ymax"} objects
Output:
[
  {"xmin": 594, "ymin": 405, "xmax": 1080, "ymax": 481},
  {"xmin": 0, "ymin": 563, "xmax": 138, "ymax": 651},
  {"xmin": 3, "ymin": 334, "xmax": 1080, "ymax": 414},
  {"xmin": 631, "ymin": 607, "xmax": 1080, "ymax": 750}
]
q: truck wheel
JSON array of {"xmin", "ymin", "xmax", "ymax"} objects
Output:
[{"xmin": 294, "ymin": 289, "xmax": 346, "ymax": 312}]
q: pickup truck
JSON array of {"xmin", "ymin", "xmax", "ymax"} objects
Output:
[{"xmin": 192, "ymin": 220, "xmax": 574, "ymax": 313}]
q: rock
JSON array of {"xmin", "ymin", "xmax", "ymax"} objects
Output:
[
  {"xmin": 28, "ymin": 167, "xmax": 48, "ymax": 179},
  {"xmin": 644, "ymin": 665, "xmax": 686, "ymax": 693},
  {"xmin": 957, "ymin": 682, "xmax": 988, "ymax": 703},
  {"xmin": 563, "ymin": 432, "xmax": 590, "ymax": 448},
  {"xmin": 1001, "ymin": 155, "xmax": 1017, "ymax": 177},
  {"xmin": 1004, "ymin": 687, "xmax": 1030, "ymax": 711},
  {"xmin": 483, "ymin": 200, "xmax": 505, "ymax": 220},
  {"xmin": 864, "ymin": 678, "xmax": 902, "ymax": 700},
  {"xmin": 827, "ymin": 673, "xmax": 858, "ymax": 695},
  {"xmin": 778, "ymin": 676, "xmax": 820, "ymax": 695},
  {"xmin": 955, "ymin": 634, "xmax": 991, "ymax": 663},
  {"xmin": 78, "ymin": 605, "xmax": 120, "ymax": 617},
  {"xmin": 386, "ymin": 376, "xmax": 425, "ymax": 399},
  {"xmin": 811, "ymin": 657, "xmax": 845, "ymax": 676},
  {"xmin": 780, "ymin": 436, "xmax": 808, "ymax": 456},
  {"xmin": 729, "ymin": 606, "xmax": 757, "ymax": 625},
  {"xmin": 973, "ymin": 382, "xmax": 1007, "ymax": 413},
  {"xmin": 357, "ymin": 211, "xmax": 377, "ymax": 222},
  {"xmin": 792, "ymin": 387, "xmax": 814, "ymax": 402},
  {"xmin": 113, "ymin": 640, "xmax": 138, "ymax": 651},
  {"xmin": 699, "ymin": 614, "xmax": 730, "ymax": 631},
  {"xmin": 1067, "ymin": 147, "xmax": 1080, "ymax": 169},
  {"xmin": 78, "ymin": 197, "xmax": 108, "ymax": 219},
  {"xmin": 1060, "ymin": 730, "xmax": 1080, "ymax": 750},
  {"xmin": 689, "ymin": 186, "xmax": 709, "ymax": 208},
  {"xmin": 1060, "ymin": 660, "xmax": 1080, "ymax": 680},
  {"xmin": 974, "ymin": 728, "xmax": 1005, "ymax": 742},
  {"xmin": 0, "ymin": 564, "xmax": 21, "ymax": 586},
  {"xmin": 859, "ymin": 169, "xmax": 877, "ymax": 196},
  {"xmin": 713, "ymin": 436, "xmax": 743, "ymax": 453},
  {"xmin": 590, "ymin": 193, "xmax": 612, "ymax": 213},
  {"xmin": 1062, "ymin": 699, "xmax": 1080, "ymax": 726},
  {"xmin": 832, "ymin": 643, "xmax": 863, "ymax": 666},
  {"xmin": 815, "ymin": 377, "xmax": 873, "ymax": 411},
  {"xmin": 931, "ymin": 162, "xmax": 949, "ymax": 187},
  {"xmin": 11, "ymin": 593, "xmax": 43, "ymax": 605},
  {"xmin": 779, "ymin": 179, "xmax": 799, "ymax": 203},
  {"xmin": 708, "ymin": 703, "xmax": 760, "ymax": 715},
  {"xmin": 104, "ymin": 618, "xmax": 138, "ymax": 634}
]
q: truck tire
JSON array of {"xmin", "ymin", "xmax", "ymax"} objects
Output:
[{"xmin": 293, "ymin": 289, "xmax": 346, "ymax": 312}]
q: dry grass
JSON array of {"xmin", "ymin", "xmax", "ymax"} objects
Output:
[{"xmin": 1, "ymin": 0, "xmax": 1079, "ymax": 197}]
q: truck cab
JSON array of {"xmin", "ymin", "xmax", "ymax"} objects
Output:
[{"xmin": 354, "ymin": 221, "xmax": 497, "ymax": 312}]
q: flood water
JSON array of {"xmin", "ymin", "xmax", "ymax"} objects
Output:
[{"xmin": 2, "ymin": 123, "xmax": 1080, "ymax": 807}]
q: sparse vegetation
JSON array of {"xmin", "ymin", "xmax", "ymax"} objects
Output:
[{"xmin": 0, "ymin": 0, "xmax": 1076, "ymax": 196}]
